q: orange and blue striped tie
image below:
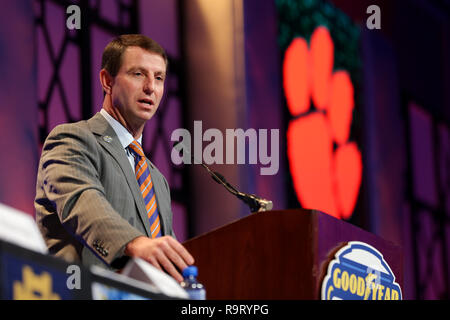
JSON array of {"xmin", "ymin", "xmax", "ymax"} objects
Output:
[{"xmin": 128, "ymin": 140, "xmax": 162, "ymax": 238}]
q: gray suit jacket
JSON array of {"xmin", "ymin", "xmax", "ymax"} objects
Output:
[{"xmin": 35, "ymin": 112, "xmax": 175, "ymax": 270}]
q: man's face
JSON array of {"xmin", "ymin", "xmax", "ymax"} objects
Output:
[{"xmin": 110, "ymin": 46, "xmax": 166, "ymax": 129}]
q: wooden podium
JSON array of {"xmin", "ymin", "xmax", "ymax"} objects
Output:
[{"xmin": 183, "ymin": 209, "xmax": 403, "ymax": 299}]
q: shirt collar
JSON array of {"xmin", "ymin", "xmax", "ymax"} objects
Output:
[{"xmin": 100, "ymin": 108, "xmax": 142, "ymax": 148}]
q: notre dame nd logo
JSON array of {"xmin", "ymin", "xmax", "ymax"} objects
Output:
[
  {"xmin": 13, "ymin": 266, "xmax": 61, "ymax": 300},
  {"xmin": 321, "ymin": 241, "xmax": 402, "ymax": 300}
]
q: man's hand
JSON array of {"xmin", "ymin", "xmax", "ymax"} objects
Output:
[{"xmin": 124, "ymin": 236, "xmax": 194, "ymax": 282}]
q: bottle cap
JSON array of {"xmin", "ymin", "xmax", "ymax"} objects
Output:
[{"xmin": 182, "ymin": 266, "xmax": 198, "ymax": 278}]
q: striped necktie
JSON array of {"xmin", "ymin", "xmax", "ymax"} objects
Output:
[{"xmin": 128, "ymin": 140, "xmax": 162, "ymax": 238}]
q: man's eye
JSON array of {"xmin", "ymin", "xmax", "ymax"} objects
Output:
[{"xmin": 134, "ymin": 72, "xmax": 143, "ymax": 76}]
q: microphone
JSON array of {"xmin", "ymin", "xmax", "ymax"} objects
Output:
[{"xmin": 173, "ymin": 141, "xmax": 273, "ymax": 213}]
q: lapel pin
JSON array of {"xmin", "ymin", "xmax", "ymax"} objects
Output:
[{"xmin": 103, "ymin": 135, "xmax": 113, "ymax": 143}]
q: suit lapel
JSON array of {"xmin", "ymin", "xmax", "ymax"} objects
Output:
[
  {"xmin": 147, "ymin": 161, "xmax": 168, "ymax": 235},
  {"xmin": 87, "ymin": 113, "xmax": 151, "ymax": 237}
]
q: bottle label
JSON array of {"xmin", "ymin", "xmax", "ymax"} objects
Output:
[{"xmin": 186, "ymin": 289, "xmax": 206, "ymax": 300}]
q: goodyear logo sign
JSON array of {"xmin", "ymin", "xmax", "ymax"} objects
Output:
[{"xmin": 321, "ymin": 241, "xmax": 402, "ymax": 300}]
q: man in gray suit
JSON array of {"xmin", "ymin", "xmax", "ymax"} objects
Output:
[{"xmin": 35, "ymin": 34, "xmax": 194, "ymax": 282}]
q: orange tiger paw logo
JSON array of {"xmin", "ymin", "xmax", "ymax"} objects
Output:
[{"xmin": 283, "ymin": 26, "xmax": 362, "ymax": 219}]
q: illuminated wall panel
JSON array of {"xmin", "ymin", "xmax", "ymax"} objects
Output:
[
  {"xmin": 407, "ymin": 102, "xmax": 449, "ymax": 299},
  {"xmin": 277, "ymin": 0, "xmax": 362, "ymax": 220}
]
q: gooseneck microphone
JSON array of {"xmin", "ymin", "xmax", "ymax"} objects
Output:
[{"xmin": 173, "ymin": 141, "xmax": 273, "ymax": 213}]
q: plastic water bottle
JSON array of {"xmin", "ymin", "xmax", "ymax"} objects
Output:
[{"xmin": 180, "ymin": 266, "xmax": 206, "ymax": 300}]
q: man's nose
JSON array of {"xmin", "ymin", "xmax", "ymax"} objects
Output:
[{"xmin": 143, "ymin": 77, "xmax": 155, "ymax": 94}]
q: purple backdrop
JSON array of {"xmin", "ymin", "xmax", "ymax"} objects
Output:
[{"xmin": 0, "ymin": 1, "xmax": 39, "ymax": 215}]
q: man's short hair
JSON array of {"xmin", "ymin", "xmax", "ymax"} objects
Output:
[{"xmin": 101, "ymin": 34, "xmax": 168, "ymax": 77}]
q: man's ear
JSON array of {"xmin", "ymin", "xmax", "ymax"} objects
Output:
[{"xmin": 99, "ymin": 69, "xmax": 114, "ymax": 95}]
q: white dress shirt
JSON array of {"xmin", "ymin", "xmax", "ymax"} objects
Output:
[{"xmin": 100, "ymin": 108, "xmax": 142, "ymax": 173}]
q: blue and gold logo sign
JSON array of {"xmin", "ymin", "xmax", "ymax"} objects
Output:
[
  {"xmin": 0, "ymin": 252, "xmax": 74, "ymax": 300},
  {"xmin": 321, "ymin": 241, "xmax": 402, "ymax": 300},
  {"xmin": 13, "ymin": 266, "xmax": 61, "ymax": 300}
]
